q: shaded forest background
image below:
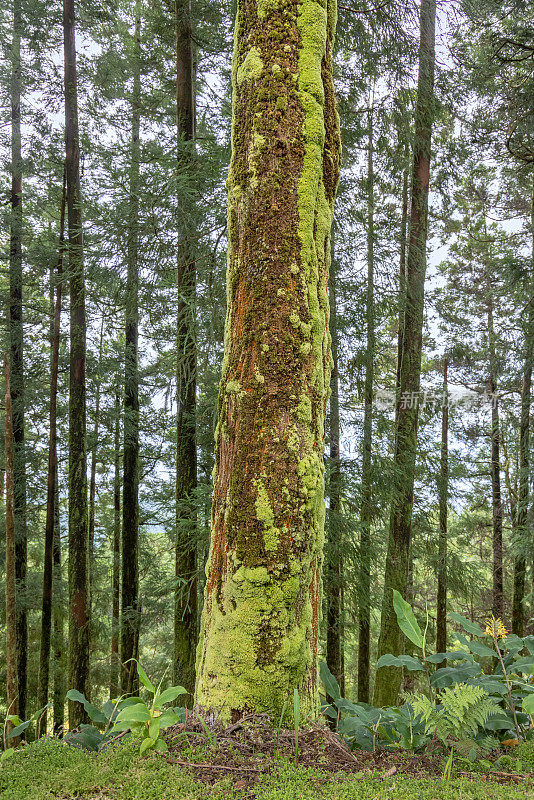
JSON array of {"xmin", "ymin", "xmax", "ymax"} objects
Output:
[{"xmin": 0, "ymin": 0, "xmax": 533, "ymax": 731}]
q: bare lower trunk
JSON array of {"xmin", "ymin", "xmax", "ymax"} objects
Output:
[
  {"xmin": 326, "ymin": 231, "xmax": 344, "ymax": 698},
  {"xmin": 5, "ymin": 356, "xmax": 18, "ymax": 745},
  {"xmin": 38, "ymin": 171, "xmax": 66, "ymax": 734},
  {"xmin": 374, "ymin": 0, "xmax": 436, "ymax": 707},
  {"xmin": 64, "ymin": 0, "xmax": 90, "ymax": 727},
  {"xmin": 358, "ymin": 101, "xmax": 374, "ymax": 703},
  {"xmin": 174, "ymin": 0, "xmax": 198, "ymax": 696},
  {"xmin": 121, "ymin": 7, "xmax": 141, "ymax": 695},
  {"xmin": 110, "ymin": 388, "xmax": 121, "ymax": 699},
  {"xmin": 436, "ymin": 358, "xmax": 448, "ymax": 658}
]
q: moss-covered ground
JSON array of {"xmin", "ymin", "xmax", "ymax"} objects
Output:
[{"xmin": 1, "ymin": 737, "xmax": 534, "ymax": 800}]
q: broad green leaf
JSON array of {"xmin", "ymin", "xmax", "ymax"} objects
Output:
[
  {"xmin": 153, "ymin": 738, "xmax": 168, "ymax": 752},
  {"xmin": 116, "ymin": 703, "xmax": 150, "ymax": 723},
  {"xmin": 135, "ymin": 662, "xmax": 155, "ymax": 694},
  {"xmin": 510, "ymin": 657, "xmax": 534, "ymax": 674},
  {"xmin": 376, "ymin": 654, "xmax": 424, "ymax": 672},
  {"xmin": 392, "ymin": 590, "xmax": 423, "ymax": 649},
  {"xmin": 426, "ymin": 651, "xmax": 473, "ymax": 663},
  {"xmin": 148, "ymin": 717, "xmax": 161, "ymax": 740},
  {"xmin": 430, "ymin": 663, "xmax": 480, "ymax": 689},
  {"xmin": 6, "ymin": 715, "xmax": 22, "ymax": 726},
  {"xmin": 65, "ymin": 689, "xmax": 108, "ymax": 726},
  {"xmin": 109, "ymin": 721, "xmax": 132, "ymax": 734},
  {"xmin": 0, "ymin": 748, "xmax": 15, "ymax": 761},
  {"xmin": 448, "ymin": 612, "xmax": 485, "ymax": 637},
  {"xmin": 523, "ymin": 636, "xmax": 534, "ymax": 655},
  {"xmin": 456, "ymin": 633, "xmax": 496, "ymax": 659},
  {"xmin": 319, "ymin": 661, "xmax": 341, "ymax": 700},
  {"xmin": 158, "ymin": 710, "xmax": 180, "ymax": 729},
  {"xmin": 502, "ymin": 635, "xmax": 524, "ymax": 655},
  {"xmin": 523, "ymin": 694, "xmax": 534, "ymax": 715},
  {"xmin": 139, "ymin": 736, "xmax": 156, "ymax": 755},
  {"xmin": 156, "ymin": 686, "xmax": 188, "ymax": 706},
  {"xmin": 7, "ymin": 720, "xmax": 31, "ymax": 739}
]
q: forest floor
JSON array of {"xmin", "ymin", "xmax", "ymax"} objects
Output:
[{"xmin": 2, "ymin": 721, "xmax": 534, "ymax": 800}]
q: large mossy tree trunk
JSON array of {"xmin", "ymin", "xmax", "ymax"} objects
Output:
[
  {"xmin": 52, "ymin": 471, "xmax": 64, "ymax": 733},
  {"xmin": 10, "ymin": 0, "xmax": 28, "ymax": 723},
  {"xmin": 64, "ymin": 0, "xmax": 90, "ymax": 727},
  {"xmin": 374, "ymin": 0, "xmax": 436, "ymax": 708},
  {"xmin": 195, "ymin": 0, "xmax": 340, "ymax": 720},
  {"xmin": 38, "ymin": 173, "xmax": 66, "ymax": 734},
  {"xmin": 512, "ymin": 183, "xmax": 534, "ymax": 636},
  {"xmin": 326, "ymin": 230, "xmax": 344, "ymax": 698},
  {"xmin": 436, "ymin": 357, "xmax": 448, "ymax": 657},
  {"xmin": 121, "ymin": 8, "xmax": 141, "ymax": 695},
  {"xmin": 357, "ymin": 102, "xmax": 374, "ymax": 704},
  {"xmin": 173, "ymin": 0, "xmax": 198, "ymax": 696}
]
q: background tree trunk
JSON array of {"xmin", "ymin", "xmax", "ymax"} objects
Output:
[
  {"xmin": 358, "ymin": 101, "xmax": 375, "ymax": 704},
  {"xmin": 173, "ymin": 0, "xmax": 198, "ymax": 696},
  {"xmin": 374, "ymin": 0, "xmax": 436, "ymax": 707},
  {"xmin": 487, "ymin": 279, "xmax": 504, "ymax": 619},
  {"xmin": 10, "ymin": 0, "xmax": 28, "ymax": 724},
  {"xmin": 512, "ymin": 182, "xmax": 534, "ymax": 635},
  {"xmin": 64, "ymin": 0, "xmax": 90, "ymax": 727},
  {"xmin": 436, "ymin": 357, "xmax": 448, "ymax": 658},
  {"xmin": 5, "ymin": 356, "xmax": 19, "ymax": 745},
  {"xmin": 110, "ymin": 387, "xmax": 121, "ymax": 699},
  {"xmin": 326, "ymin": 229, "xmax": 344, "ymax": 698},
  {"xmin": 195, "ymin": 0, "xmax": 340, "ymax": 720},
  {"xmin": 53, "ymin": 471, "xmax": 65, "ymax": 734},
  {"xmin": 38, "ymin": 172, "xmax": 66, "ymax": 734},
  {"xmin": 121, "ymin": 7, "xmax": 141, "ymax": 695}
]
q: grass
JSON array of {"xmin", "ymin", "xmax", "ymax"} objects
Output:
[{"xmin": 1, "ymin": 737, "xmax": 533, "ymax": 800}]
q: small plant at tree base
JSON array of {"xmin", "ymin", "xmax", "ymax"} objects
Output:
[
  {"xmin": 1, "ymin": 704, "xmax": 50, "ymax": 762},
  {"xmin": 66, "ymin": 660, "xmax": 187, "ymax": 755}
]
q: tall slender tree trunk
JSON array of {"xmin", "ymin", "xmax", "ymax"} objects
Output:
[
  {"xmin": 121, "ymin": 7, "xmax": 141, "ymax": 695},
  {"xmin": 396, "ymin": 149, "xmax": 409, "ymax": 391},
  {"xmin": 64, "ymin": 0, "xmax": 89, "ymax": 727},
  {"xmin": 111, "ymin": 388, "xmax": 121, "ymax": 699},
  {"xmin": 174, "ymin": 0, "xmax": 198, "ymax": 695},
  {"xmin": 52, "ymin": 471, "xmax": 65, "ymax": 734},
  {"xmin": 436, "ymin": 357, "xmax": 448, "ymax": 657},
  {"xmin": 358, "ymin": 102, "xmax": 374, "ymax": 703},
  {"xmin": 88, "ymin": 318, "xmax": 104, "ymax": 606},
  {"xmin": 512, "ymin": 183, "xmax": 534, "ymax": 635},
  {"xmin": 374, "ymin": 0, "xmax": 436, "ymax": 707},
  {"xmin": 38, "ymin": 171, "xmax": 66, "ymax": 734},
  {"xmin": 195, "ymin": 0, "xmax": 340, "ymax": 720},
  {"xmin": 326, "ymin": 229, "xmax": 344, "ymax": 697},
  {"xmin": 10, "ymin": 0, "xmax": 27, "ymax": 723},
  {"xmin": 5, "ymin": 356, "xmax": 18, "ymax": 744},
  {"xmin": 487, "ymin": 279, "xmax": 504, "ymax": 619}
]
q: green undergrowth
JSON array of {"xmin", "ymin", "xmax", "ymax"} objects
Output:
[{"xmin": 1, "ymin": 737, "xmax": 533, "ymax": 800}]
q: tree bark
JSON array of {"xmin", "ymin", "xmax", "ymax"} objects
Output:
[
  {"xmin": 10, "ymin": 0, "xmax": 28, "ymax": 723},
  {"xmin": 326, "ymin": 229, "xmax": 344, "ymax": 698},
  {"xmin": 358, "ymin": 101, "xmax": 374, "ymax": 704},
  {"xmin": 374, "ymin": 0, "xmax": 436, "ymax": 707},
  {"xmin": 173, "ymin": 0, "xmax": 198, "ymax": 696},
  {"xmin": 5, "ymin": 355, "xmax": 18, "ymax": 745},
  {"xmin": 110, "ymin": 388, "xmax": 121, "ymax": 699},
  {"xmin": 436, "ymin": 357, "xmax": 448, "ymax": 658},
  {"xmin": 512, "ymin": 181, "xmax": 534, "ymax": 635},
  {"xmin": 52, "ymin": 470, "xmax": 65, "ymax": 734},
  {"xmin": 121, "ymin": 6, "xmax": 141, "ymax": 695},
  {"xmin": 195, "ymin": 0, "xmax": 340, "ymax": 720},
  {"xmin": 64, "ymin": 0, "xmax": 90, "ymax": 727},
  {"xmin": 37, "ymin": 171, "xmax": 66, "ymax": 734},
  {"xmin": 88, "ymin": 319, "xmax": 104, "ymax": 608},
  {"xmin": 487, "ymin": 279, "xmax": 504, "ymax": 619}
]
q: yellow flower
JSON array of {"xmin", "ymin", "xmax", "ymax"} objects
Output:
[{"xmin": 485, "ymin": 615, "xmax": 508, "ymax": 639}]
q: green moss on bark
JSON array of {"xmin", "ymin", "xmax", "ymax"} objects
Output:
[{"xmin": 195, "ymin": 0, "xmax": 339, "ymax": 722}]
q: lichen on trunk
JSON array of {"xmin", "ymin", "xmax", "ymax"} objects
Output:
[{"xmin": 195, "ymin": 0, "xmax": 340, "ymax": 721}]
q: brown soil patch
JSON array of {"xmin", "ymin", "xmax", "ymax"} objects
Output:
[{"xmin": 163, "ymin": 713, "xmax": 527, "ymax": 795}]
